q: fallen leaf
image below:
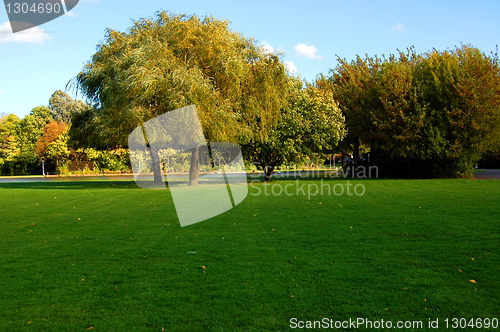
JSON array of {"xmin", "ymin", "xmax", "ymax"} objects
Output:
[
  {"xmin": 469, "ymin": 279, "xmax": 477, "ymax": 283},
  {"xmin": 27, "ymin": 321, "xmax": 32, "ymax": 324},
  {"xmin": 458, "ymin": 269, "xmax": 463, "ymax": 272}
]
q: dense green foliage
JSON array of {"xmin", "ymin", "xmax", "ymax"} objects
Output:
[
  {"xmin": 3, "ymin": 11, "xmax": 499, "ymax": 178},
  {"xmin": 0, "ymin": 113, "xmax": 21, "ymax": 174},
  {"xmin": 321, "ymin": 46, "xmax": 500, "ymax": 178},
  {"xmin": 243, "ymin": 80, "xmax": 345, "ymax": 179},
  {"xmin": 0, "ymin": 179, "xmax": 498, "ymax": 330},
  {"xmin": 0, "ymin": 95, "xmax": 130, "ymax": 176},
  {"xmin": 69, "ymin": 11, "xmax": 348, "ymax": 183},
  {"xmin": 74, "ymin": 12, "xmax": 291, "ymax": 147},
  {"xmin": 49, "ymin": 90, "xmax": 88, "ymax": 123}
]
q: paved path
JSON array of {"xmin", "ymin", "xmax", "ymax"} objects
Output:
[
  {"xmin": 1, "ymin": 169, "xmax": 499, "ymax": 182},
  {"xmin": 0, "ymin": 175, "xmax": 136, "ymax": 183},
  {"xmin": 474, "ymin": 169, "xmax": 500, "ymax": 180}
]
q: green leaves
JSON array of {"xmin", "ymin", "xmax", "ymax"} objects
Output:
[
  {"xmin": 75, "ymin": 12, "xmax": 290, "ymax": 148},
  {"xmin": 49, "ymin": 90, "xmax": 88, "ymax": 124},
  {"xmin": 324, "ymin": 45, "xmax": 500, "ymax": 178},
  {"xmin": 243, "ymin": 80, "xmax": 346, "ymax": 170}
]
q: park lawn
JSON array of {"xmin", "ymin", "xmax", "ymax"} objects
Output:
[{"xmin": 0, "ymin": 179, "xmax": 499, "ymax": 331}]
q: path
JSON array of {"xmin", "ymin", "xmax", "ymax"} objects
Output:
[{"xmin": 474, "ymin": 169, "xmax": 500, "ymax": 180}]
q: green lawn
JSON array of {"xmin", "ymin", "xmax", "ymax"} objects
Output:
[{"xmin": 0, "ymin": 179, "xmax": 499, "ymax": 331}]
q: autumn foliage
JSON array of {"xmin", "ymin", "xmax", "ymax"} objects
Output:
[{"xmin": 35, "ymin": 121, "xmax": 68, "ymax": 159}]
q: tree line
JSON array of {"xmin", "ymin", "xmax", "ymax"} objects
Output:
[
  {"xmin": 0, "ymin": 90, "xmax": 130, "ymax": 175},
  {"xmin": 318, "ymin": 46, "xmax": 500, "ymax": 177},
  {"xmin": 1, "ymin": 12, "xmax": 499, "ymax": 178}
]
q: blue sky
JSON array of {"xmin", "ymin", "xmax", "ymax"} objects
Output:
[{"xmin": 1, "ymin": 0, "xmax": 499, "ymax": 118}]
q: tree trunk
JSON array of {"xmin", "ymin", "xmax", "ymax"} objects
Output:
[
  {"xmin": 149, "ymin": 146, "xmax": 163, "ymax": 185},
  {"xmin": 189, "ymin": 145, "xmax": 200, "ymax": 186},
  {"xmin": 264, "ymin": 165, "xmax": 274, "ymax": 182},
  {"xmin": 353, "ymin": 137, "xmax": 360, "ymax": 178}
]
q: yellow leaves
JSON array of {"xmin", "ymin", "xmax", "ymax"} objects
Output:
[{"xmin": 469, "ymin": 279, "xmax": 477, "ymax": 284}]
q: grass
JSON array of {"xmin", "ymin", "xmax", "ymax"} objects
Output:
[{"xmin": 0, "ymin": 178, "xmax": 499, "ymax": 331}]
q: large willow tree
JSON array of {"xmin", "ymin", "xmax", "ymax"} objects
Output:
[{"xmin": 73, "ymin": 12, "xmax": 290, "ymax": 183}]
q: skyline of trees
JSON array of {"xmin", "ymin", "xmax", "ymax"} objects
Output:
[
  {"xmin": 320, "ymin": 45, "xmax": 500, "ymax": 177},
  {"xmin": 1, "ymin": 12, "xmax": 499, "ymax": 178}
]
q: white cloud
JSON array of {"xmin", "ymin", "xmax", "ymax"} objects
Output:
[
  {"xmin": 389, "ymin": 22, "xmax": 406, "ymax": 34},
  {"xmin": 261, "ymin": 42, "xmax": 275, "ymax": 54},
  {"xmin": 293, "ymin": 43, "xmax": 323, "ymax": 60},
  {"xmin": 284, "ymin": 61, "xmax": 298, "ymax": 74},
  {"xmin": 0, "ymin": 21, "xmax": 53, "ymax": 44},
  {"xmin": 66, "ymin": 11, "xmax": 77, "ymax": 18}
]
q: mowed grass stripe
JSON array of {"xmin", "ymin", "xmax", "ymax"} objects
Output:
[{"xmin": 0, "ymin": 179, "xmax": 499, "ymax": 331}]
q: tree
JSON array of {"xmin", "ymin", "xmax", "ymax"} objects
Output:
[
  {"xmin": 318, "ymin": 55, "xmax": 378, "ymax": 167},
  {"xmin": 0, "ymin": 113, "xmax": 21, "ymax": 175},
  {"xmin": 324, "ymin": 45, "xmax": 500, "ymax": 178},
  {"xmin": 243, "ymin": 79, "xmax": 346, "ymax": 181},
  {"xmin": 73, "ymin": 12, "xmax": 290, "ymax": 185},
  {"xmin": 35, "ymin": 121, "xmax": 70, "ymax": 170},
  {"xmin": 49, "ymin": 90, "xmax": 88, "ymax": 123},
  {"xmin": 16, "ymin": 106, "xmax": 54, "ymax": 174},
  {"xmin": 412, "ymin": 46, "xmax": 500, "ymax": 177}
]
